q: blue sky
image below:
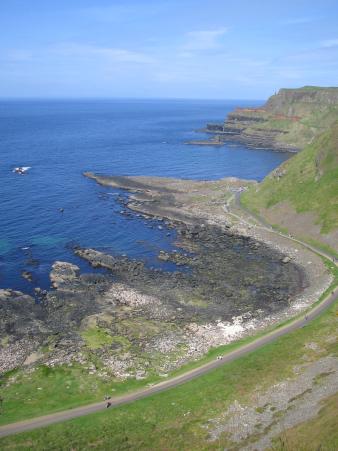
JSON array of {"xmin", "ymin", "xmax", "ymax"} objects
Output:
[{"xmin": 1, "ymin": 0, "xmax": 338, "ymax": 99}]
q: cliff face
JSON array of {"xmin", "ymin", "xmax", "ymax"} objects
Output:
[
  {"xmin": 265, "ymin": 87, "xmax": 338, "ymax": 115},
  {"xmin": 203, "ymin": 86, "xmax": 338, "ymax": 152}
]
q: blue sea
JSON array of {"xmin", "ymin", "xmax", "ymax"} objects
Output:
[{"xmin": 0, "ymin": 99, "xmax": 290, "ymax": 293}]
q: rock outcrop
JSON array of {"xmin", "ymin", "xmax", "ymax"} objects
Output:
[
  {"xmin": 192, "ymin": 86, "xmax": 338, "ymax": 152},
  {"xmin": 0, "ymin": 196, "xmax": 306, "ymax": 377},
  {"xmin": 50, "ymin": 261, "xmax": 80, "ymax": 288}
]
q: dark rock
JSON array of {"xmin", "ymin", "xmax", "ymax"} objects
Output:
[{"xmin": 21, "ymin": 271, "xmax": 33, "ymax": 282}]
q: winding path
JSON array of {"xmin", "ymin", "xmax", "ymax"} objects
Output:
[
  {"xmin": 0, "ymin": 199, "xmax": 337, "ymax": 439},
  {"xmin": 230, "ymin": 192, "xmax": 337, "ymax": 262}
]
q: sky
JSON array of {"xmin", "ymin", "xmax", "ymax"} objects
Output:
[{"xmin": 1, "ymin": 0, "xmax": 338, "ymax": 99}]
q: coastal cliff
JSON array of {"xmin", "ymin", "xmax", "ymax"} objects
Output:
[{"xmin": 194, "ymin": 86, "xmax": 338, "ymax": 151}]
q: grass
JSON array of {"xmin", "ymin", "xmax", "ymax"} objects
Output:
[
  {"xmin": 0, "ymin": 364, "xmax": 131, "ymax": 426},
  {"xmin": 240, "ymin": 188, "xmax": 338, "ymax": 259},
  {"xmin": 240, "ymin": 188, "xmax": 338, "ymax": 262},
  {"xmin": 81, "ymin": 326, "xmax": 114, "ymax": 350},
  {"xmin": 235, "ymin": 88, "xmax": 338, "ymax": 149},
  {"xmin": 271, "ymin": 223, "xmax": 289, "ymax": 235},
  {"xmin": 296, "ymin": 86, "xmax": 338, "ymax": 90},
  {"xmin": 241, "ymin": 121, "xmax": 338, "ymax": 234},
  {"xmin": 0, "ymin": 362, "xmax": 166, "ymax": 427},
  {"xmin": 0, "ymin": 257, "xmax": 336, "ymax": 430},
  {"xmin": 0, "ymin": 291, "xmax": 337, "ymax": 450},
  {"xmin": 300, "ymin": 237, "xmax": 338, "ymax": 259},
  {"xmin": 241, "ymin": 204, "xmax": 338, "ymax": 261},
  {"xmin": 273, "ymin": 392, "xmax": 338, "ymax": 451},
  {"xmin": 0, "ymin": 259, "xmax": 337, "ymax": 449}
]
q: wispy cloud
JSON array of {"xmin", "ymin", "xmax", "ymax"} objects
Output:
[
  {"xmin": 3, "ymin": 43, "xmax": 155, "ymax": 66},
  {"xmin": 53, "ymin": 43, "xmax": 155, "ymax": 64},
  {"xmin": 282, "ymin": 17, "xmax": 315, "ymax": 25},
  {"xmin": 320, "ymin": 38, "xmax": 338, "ymax": 48},
  {"xmin": 182, "ymin": 27, "xmax": 228, "ymax": 51}
]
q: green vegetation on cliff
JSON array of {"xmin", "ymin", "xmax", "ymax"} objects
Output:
[
  {"xmin": 242, "ymin": 121, "xmax": 338, "ymax": 234},
  {"xmin": 264, "ymin": 87, "xmax": 338, "ymax": 148},
  {"xmin": 216, "ymin": 86, "xmax": 338, "ymax": 151}
]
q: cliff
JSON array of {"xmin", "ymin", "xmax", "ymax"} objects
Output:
[{"xmin": 199, "ymin": 86, "xmax": 338, "ymax": 152}]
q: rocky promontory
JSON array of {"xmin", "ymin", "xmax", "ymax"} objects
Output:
[{"xmin": 189, "ymin": 86, "xmax": 338, "ymax": 151}]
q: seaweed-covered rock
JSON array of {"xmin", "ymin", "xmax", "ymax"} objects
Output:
[{"xmin": 50, "ymin": 261, "xmax": 80, "ymax": 288}]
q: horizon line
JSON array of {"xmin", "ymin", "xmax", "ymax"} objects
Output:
[{"xmin": 0, "ymin": 96, "xmax": 265, "ymax": 102}]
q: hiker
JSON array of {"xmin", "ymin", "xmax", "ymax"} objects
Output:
[{"xmin": 106, "ymin": 401, "xmax": 112, "ymax": 408}]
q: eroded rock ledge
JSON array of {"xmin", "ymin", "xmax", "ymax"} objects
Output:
[
  {"xmin": 0, "ymin": 174, "xmax": 331, "ymax": 380},
  {"xmin": 188, "ymin": 86, "xmax": 338, "ymax": 151}
]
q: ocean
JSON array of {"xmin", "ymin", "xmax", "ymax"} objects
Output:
[{"xmin": 0, "ymin": 98, "xmax": 290, "ymax": 293}]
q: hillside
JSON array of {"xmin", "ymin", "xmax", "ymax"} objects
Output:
[
  {"xmin": 2, "ymin": 278, "xmax": 337, "ymax": 450},
  {"xmin": 241, "ymin": 120, "xmax": 338, "ymax": 252},
  {"xmin": 200, "ymin": 86, "xmax": 338, "ymax": 151}
]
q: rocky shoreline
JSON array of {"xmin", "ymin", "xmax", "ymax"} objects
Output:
[
  {"xmin": 188, "ymin": 109, "xmax": 300, "ymax": 151},
  {"xmin": 0, "ymin": 173, "xmax": 331, "ymax": 380},
  {"xmin": 188, "ymin": 87, "xmax": 338, "ymax": 151},
  {"xmin": 199, "ymin": 115, "xmax": 299, "ymax": 152},
  {"xmin": 186, "ymin": 105, "xmax": 300, "ymax": 151}
]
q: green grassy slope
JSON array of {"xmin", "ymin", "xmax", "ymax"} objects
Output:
[
  {"xmin": 241, "ymin": 121, "xmax": 338, "ymax": 234},
  {"xmin": 273, "ymin": 392, "xmax": 338, "ymax": 451},
  {"xmin": 227, "ymin": 86, "xmax": 338, "ymax": 150},
  {"xmin": 1, "ymin": 267, "xmax": 337, "ymax": 450},
  {"xmin": 269, "ymin": 103, "xmax": 338, "ymax": 148}
]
